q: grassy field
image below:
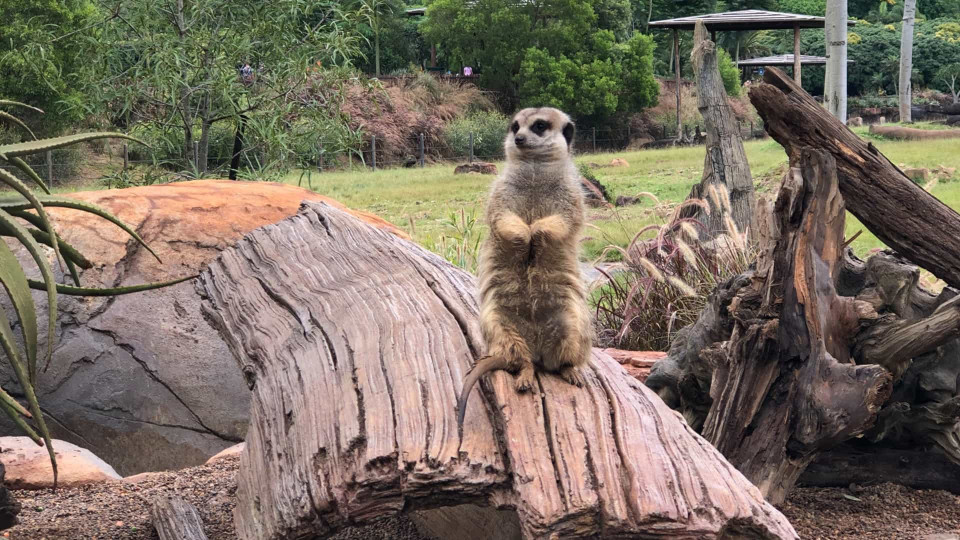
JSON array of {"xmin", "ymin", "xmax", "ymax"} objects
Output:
[{"xmin": 279, "ymin": 125, "xmax": 960, "ymax": 266}]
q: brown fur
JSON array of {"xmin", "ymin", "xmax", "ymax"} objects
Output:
[{"xmin": 457, "ymin": 107, "xmax": 592, "ymax": 431}]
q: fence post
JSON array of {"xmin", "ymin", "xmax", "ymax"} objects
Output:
[
  {"xmin": 469, "ymin": 132, "xmax": 474, "ymax": 163},
  {"xmin": 592, "ymin": 128, "xmax": 597, "ymax": 153},
  {"xmin": 750, "ymin": 121, "xmax": 755, "ymax": 138},
  {"xmin": 372, "ymin": 135, "xmax": 377, "ymax": 171},
  {"xmin": 193, "ymin": 141, "xmax": 199, "ymax": 172},
  {"xmin": 626, "ymin": 124, "xmax": 631, "ymax": 144},
  {"xmin": 46, "ymin": 150, "xmax": 52, "ymax": 185},
  {"xmin": 662, "ymin": 124, "xmax": 667, "ymax": 139},
  {"xmin": 123, "ymin": 143, "xmax": 129, "ymax": 171},
  {"xmin": 419, "ymin": 133, "xmax": 425, "ymax": 168}
]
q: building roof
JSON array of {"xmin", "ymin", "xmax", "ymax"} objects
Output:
[
  {"xmin": 737, "ymin": 54, "xmax": 855, "ymax": 66},
  {"xmin": 405, "ymin": 7, "xmax": 426, "ymax": 17},
  {"xmin": 649, "ymin": 10, "xmax": 854, "ymax": 31}
]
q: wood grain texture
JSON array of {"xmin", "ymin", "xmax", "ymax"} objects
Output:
[
  {"xmin": 151, "ymin": 495, "xmax": 208, "ymax": 540},
  {"xmin": 749, "ymin": 67, "xmax": 960, "ymax": 289},
  {"xmin": 199, "ymin": 201, "xmax": 798, "ymax": 540}
]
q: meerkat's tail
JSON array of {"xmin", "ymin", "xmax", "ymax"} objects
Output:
[{"xmin": 457, "ymin": 355, "xmax": 511, "ymax": 434}]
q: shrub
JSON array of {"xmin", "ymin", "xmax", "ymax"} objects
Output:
[
  {"xmin": 717, "ymin": 48, "xmax": 741, "ymax": 97},
  {"xmin": 443, "ymin": 110, "xmax": 509, "ymax": 160},
  {"xmin": 592, "ymin": 186, "xmax": 752, "ymax": 351}
]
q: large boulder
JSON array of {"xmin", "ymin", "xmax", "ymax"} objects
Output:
[
  {"xmin": 0, "ymin": 437, "xmax": 120, "ymax": 489},
  {"xmin": 0, "ymin": 180, "xmax": 405, "ymax": 476}
]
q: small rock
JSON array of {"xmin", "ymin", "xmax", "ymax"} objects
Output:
[
  {"xmin": 205, "ymin": 442, "xmax": 245, "ymax": 465},
  {"xmin": 453, "ymin": 162, "xmax": 497, "ymax": 175},
  {"xmin": 0, "ymin": 437, "xmax": 120, "ymax": 490},
  {"xmin": 878, "ymin": 116, "xmax": 886, "ymax": 124},
  {"xmin": 121, "ymin": 471, "xmax": 167, "ymax": 484},
  {"xmin": 903, "ymin": 167, "xmax": 931, "ymax": 182},
  {"xmin": 848, "ymin": 116, "xmax": 863, "ymax": 127},
  {"xmin": 920, "ymin": 534, "xmax": 960, "ymax": 540},
  {"xmin": 609, "ymin": 158, "xmax": 629, "ymax": 167}
]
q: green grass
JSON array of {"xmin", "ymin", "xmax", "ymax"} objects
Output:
[{"xmin": 276, "ymin": 133, "xmax": 960, "ymax": 266}]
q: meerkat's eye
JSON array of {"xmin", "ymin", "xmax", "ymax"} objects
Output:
[
  {"xmin": 531, "ymin": 120, "xmax": 550, "ymax": 136},
  {"xmin": 511, "ymin": 121, "xmax": 520, "ymax": 134}
]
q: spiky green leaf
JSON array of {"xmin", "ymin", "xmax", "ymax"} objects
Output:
[
  {"xmin": 2, "ymin": 157, "xmax": 50, "ymax": 194},
  {"xmin": 28, "ymin": 275, "xmax": 196, "ymax": 296},
  {"xmin": 0, "ymin": 240, "xmax": 55, "ymax": 483},
  {"xmin": 0, "ymin": 222, "xmax": 39, "ymax": 381},
  {"xmin": 0, "ymin": 210, "xmax": 57, "ymax": 381},
  {"xmin": 0, "ymin": 166, "xmax": 64, "ymax": 281},
  {"xmin": 0, "ymin": 133, "xmax": 147, "ymax": 159},
  {"xmin": 0, "ymin": 101, "xmax": 44, "ymax": 114},
  {"xmin": 0, "ymin": 196, "xmax": 160, "ymax": 263},
  {"xmin": 0, "ymin": 111, "xmax": 36, "ymax": 140}
]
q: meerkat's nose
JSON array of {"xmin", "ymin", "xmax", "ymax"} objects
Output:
[{"xmin": 515, "ymin": 135, "xmax": 526, "ymax": 146}]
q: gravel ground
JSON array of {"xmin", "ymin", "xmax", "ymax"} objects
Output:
[
  {"xmin": 5, "ymin": 459, "xmax": 959, "ymax": 539},
  {"xmin": 781, "ymin": 484, "xmax": 960, "ymax": 539}
]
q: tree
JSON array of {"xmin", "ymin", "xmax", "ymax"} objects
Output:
[
  {"xmin": 937, "ymin": 63, "xmax": 960, "ymax": 104},
  {"xmin": 899, "ymin": 0, "xmax": 916, "ymax": 122},
  {"xmin": 717, "ymin": 48, "xmax": 742, "ymax": 96},
  {"xmin": 356, "ymin": 0, "xmax": 403, "ymax": 77},
  {"xmin": 80, "ymin": 0, "xmax": 365, "ymax": 173},
  {"xmin": 824, "ymin": 0, "xmax": 848, "ymax": 122},
  {"xmin": 0, "ymin": 0, "xmax": 100, "ymax": 133}
]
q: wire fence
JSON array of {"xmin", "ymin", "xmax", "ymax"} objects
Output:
[{"xmin": 0, "ymin": 120, "xmax": 767, "ymax": 186}]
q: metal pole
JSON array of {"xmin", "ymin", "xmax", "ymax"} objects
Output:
[
  {"xmin": 419, "ymin": 133, "xmax": 425, "ymax": 167},
  {"xmin": 372, "ymin": 135, "xmax": 377, "ymax": 171},
  {"xmin": 123, "ymin": 143, "xmax": 129, "ymax": 171},
  {"xmin": 469, "ymin": 132, "xmax": 474, "ymax": 163},
  {"xmin": 46, "ymin": 150, "xmax": 52, "ymax": 185},
  {"xmin": 674, "ymin": 29, "xmax": 682, "ymax": 140}
]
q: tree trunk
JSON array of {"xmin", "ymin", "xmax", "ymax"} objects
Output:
[
  {"xmin": 749, "ymin": 67, "xmax": 960, "ymax": 290},
  {"xmin": 899, "ymin": 0, "xmax": 916, "ymax": 123},
  {"xmin": 150, "ymin": 495, "xmax": 208, "ymax": 540},
  {"xmin": 682, "ymin": 20, "xmax": 755, "ymax": 240},
  {"xmin": 228, "ymin": 113, "xmax": 247, "ymax": 181},
  {"xmin": 198, "ymin": 94, "xmax": 211, "ymax": 175},
  {"xmin": 375, "ymin": 32, "xmax": 381, "ymax": 77},
  {"xmin": 824, "ymin": 0, "xmax": 848, "ymax": 122},
  {"xmin": 198, "ymin": 201, "xmax": 798, "ymax": 540}
]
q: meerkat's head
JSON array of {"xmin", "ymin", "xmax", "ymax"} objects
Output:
[{"xmin": 504, "ymin": 107, "xmax": 575, "ymax": 162}]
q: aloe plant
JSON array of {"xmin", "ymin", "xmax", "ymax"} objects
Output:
[{"xmin": 0, "ymin": 100, "xmax": 189, "ymax": 488}]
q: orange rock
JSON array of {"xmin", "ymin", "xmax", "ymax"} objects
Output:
[
  {"xmin": 602, "ymin": 348, "xmax": 666, "ymax": 383},
  {"xmin": 609, "ymin": 158, "xmax": 629, "ymax": 167},
  {"xmin": 0, "ymin": 437, "xmax": 120, "ymax": 490},
  {"xmin": 205, "ymin": 442, "xmax": 245, "ymax": 465}
]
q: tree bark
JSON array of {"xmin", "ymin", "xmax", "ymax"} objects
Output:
[
  {"xmin": 824, "ymin": 0, "xmax": 848, "ymax": 122},
  {"xmin": 228, "ymin": 113, "xmax": 247, "ymax": 181},
  {"xmin": 199, "ymin": 201, "xmax": 798, "ymax": 540},
  {"xmin": 682, "ymin": 20, "xmax": 755, "ymax": 239},
  {"xmin": 150, "ymin": 495, "xmax": 208, "ymax": 540},
  {"xmin": 801, "ymin": 443, "xmax": 960, "ymax": 494},
  {"xmin": 899, "ymin": 0, "xmax": 916, "ymax": 123},
  {"xmin": 749, "ymin": 67, "xmax": 960, "ymax": 290}
]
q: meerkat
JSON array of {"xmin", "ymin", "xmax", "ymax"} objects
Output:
[{"xmin": 457, "ymin": 107, "xmax": 592, "ymax": 430}]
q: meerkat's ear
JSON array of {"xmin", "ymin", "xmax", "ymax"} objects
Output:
[{"xmin": 562, "ymin": 121, "xmax": 575, "ymax": 145}]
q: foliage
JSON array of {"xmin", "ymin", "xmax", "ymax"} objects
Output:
[
  {"xmin": 776, "ymin": 0, "xmax": 826, "ymax": 15},
  {"xmin": 0, "ymin": 100, "xmax": 187, "ymax": 486},
  {"xmin": 442, "ymin": 110, "xmax": 509, "ymax": 159},
  {"xmin": 421, "ymin": 207, "xmax": 484, "ymax": 273},
  {"xmin": 592, "ymin": 188, "xmax": 751, "ymax": 351},
  {"xmin": 717, "ymin": 49, "xmax": 741, "ymax": 97},
  {"xmin": 75, "ymin": 0, "xmax": 367, "ymax": 176},
  {"xmin": 354, "ymin": 0, "xmax": 405, "ymax": 77},
  {"xmin": 0, "ymin": 0, "xmax": 100, "ymax": 134}
]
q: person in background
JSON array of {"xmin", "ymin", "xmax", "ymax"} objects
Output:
[{"xmin": 463, "ymin": 66, "xmax": 473, "ymax": 77}]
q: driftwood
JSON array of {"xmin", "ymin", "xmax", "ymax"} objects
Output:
[
  {"xmin": 749, "ymin": 67, "xmax": 960, "ymax": 290},
  {"xmin": 199, "ymin": 201, "xmax": 797, "ymax": 540},
  {"xmin": 682, "ymin": 20, "xmax": 755, "ymax": 238},
  {"xmin": 150, "ymin": 495, "xmax": 208, "ymax": 540}
]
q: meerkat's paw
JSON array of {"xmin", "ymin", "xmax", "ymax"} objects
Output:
[
  {"xmin": 496, "ymin": 212, "xmax": 532, "ymax": 247},
  {"xmin": 530, "ymin": 214, "xmax": 569, "ymax": 242},
  {"xmin": 558, "ymin": 366, "xmax": 586, "ymax": 388},
  {"xmin": 514, "ymin": 364, "xmax": 536, "ymax": 393}
]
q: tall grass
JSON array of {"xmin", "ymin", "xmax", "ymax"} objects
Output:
[{"xmin": 591, "ymin": 185, "xmax": 751, "ymax": 351}]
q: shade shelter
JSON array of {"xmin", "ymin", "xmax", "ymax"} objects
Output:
[
  {"xmin": 737, "ymin": 54, "xmax": 853, "ymax": 83},
  {"xmin": 648, "ymin": 10, "xmax": 854, "ymax": 136}
]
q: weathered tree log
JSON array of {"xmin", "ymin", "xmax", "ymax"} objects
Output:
[
  {"xmin": 868, "ymin": 124, "xmax": 960, "ymax": 140},
  {"xmin": 750, "ymin": 67, "xmax": 960, "ymax": 290},
  {"xmin": 199, "ymin": 201, "xmax": 798, "ymax": 539},
  {"xmin": 800, "ymin": 442, "xmax": 960, "ymax": 494},
  {"xmin": 151, "ymin": 495, "xmax": 209, "ymax": 540},
  {"xmin": 682, "ymin": 20, "xmax": 755, "ymax": 239}
]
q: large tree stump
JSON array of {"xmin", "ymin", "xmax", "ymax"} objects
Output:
[
  {"xmin": 749, "ymin": 67, "xmax": 960, "ymax": 289},
  {"xmin": 681, "ymin": 20, "xmax": 755, "ymax": 239},
  {"xmin": 199, "ymin": 202, "xmax": 797, "ymax": 539}
]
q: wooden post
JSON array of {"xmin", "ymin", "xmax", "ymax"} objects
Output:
[
  {"xmin": 469, "ymin": 132, "xmax": 474, "ymax": 163},
  {"xmin": 193, "ymin": 141, "xmax": 200, "ymax": 172},
  {"xmin": 123, "ymin": 143, "xmax": 129, "ymax": 171},
  {"xmin": 592, "ymin": 127, "xmax": 597, "ymax": 153},
  {"xmin": 674, "ymin": 29, "xmax": 682, "ymax": 139},
  {"xmin": 45, "ymin": 150, "xmax": 52, "ymax": 185},
  {"xmin": 793, "ymin": 23, "xmax": 802, "ymax": 84},
  {"xmin": 419, "ymin": 133, "xmax": 425, "ymax": 167},
  {"xmin": 371, "ymin": 135, "xmax": 377, "ymax": 171},
  {"xmin": 430, "ymin": 45, "xmax": 437, "ymax": 68}
]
